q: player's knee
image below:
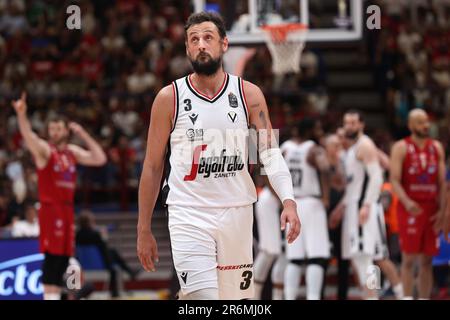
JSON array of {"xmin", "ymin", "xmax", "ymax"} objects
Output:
[
  {"xmin": 254, "ymin": 251, "xmax": 277, "ymax": 282},
  {"xmin": 402, "ymin": 256, "xmax": 416, "ymax": 269},
  {"xmin": 419, "ymin": 256, "xmax": 433, "ymax": 269},
  {"xmin": 179, "ymin": 288, "xmax": 219, "ymax": 300},
  {"xmin": 352, "ymin": 255, "xmax": 373, "ymax": 283},
  {"xmin": 271, "ymin": 256, "xmax": 286, "ymax": 284}
]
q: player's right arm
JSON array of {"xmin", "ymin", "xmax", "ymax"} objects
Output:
[
  {"xmin": 308, "ymin": 146, "xmax": 331, "ymax": 209},
  {"xmin": 137, "ymin": 85, "xmax": 173, "ymax": 272},
  {"xmin": 377, "ymin": 148, "xmax": 390, "ymax": 171},
  {"xmin": 11, "ymin": 92, "xmax": 50, "ymax": 167},
  {"xmin": 390, "ymin": 140, "xmax": 422, "ymax": 215},
  {"xmin": 445, "ymin": 189, "xmax": 450, "ymax": 241}
]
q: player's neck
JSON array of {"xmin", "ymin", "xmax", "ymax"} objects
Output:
[
  {"xmin": 411, "ymin": 134, "xmax": 427, "ymax": 148},
  {"xmin": 191, "ymin": 69, "xmax": 226, "ymax": 97},
  {"xmin": 349, "ymin": 132, "xmax": 363, "ymax": 147},
  {"xmin": 54, "ymin": 142, "xmax": 67, "ymax": 151},
  {"xmin": 292, "ymin": 137, "xmax": 303, "ymax": 144}
]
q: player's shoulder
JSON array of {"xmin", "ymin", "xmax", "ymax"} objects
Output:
[
  {"xmin": 392, "ymin": 139, "xmax": 407, "ymax": 149},
  {"xmin": 431, "ymin": 139, "xmax": 445, "ymax": 154},
  {"xmin": 156, "ymin": 84, "xmax": 175, "ymax": 101},
  {"xmin": 241, "ymin": 79, "xmax": 264, "ymax": 101},
  {"xmin": 152, "ymin": 84, "xmax": 175, "ymax": 113},
  {"xmin": 391, "ymin": 139, "xmax": 407, "ymax": 155},
  {"xmin": 280, "ymin": 139, "xmax": 296, "ymax": 149},
  {"xmin": 359, "ymin": 135, "xmax": 377, "ymax": 150}
]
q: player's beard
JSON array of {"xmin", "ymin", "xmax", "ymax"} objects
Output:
[
  {"xmin": 345, "ymin": 129, "xmax": 359, "ymax": 140},
  {"xmin": 50, "ymin": 135, "xmax": 68, "ymax": 147},
  {"xmin": 190, "ymin": 52, "xmax": 222, "ymax": 76},
  {"xmin": 413, "ymin": 128, "xmax": 429, "ymax": 139}
]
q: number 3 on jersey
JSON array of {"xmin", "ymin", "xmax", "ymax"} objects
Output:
[
  {"xmin": 184, "ymin": 99, "xmax": 192, "ymax": 111},
  {"xmin": 240, "ymin": 271, "xmax": 252, "ymax": 290},
  {"xmin": 290, "ymin": 168, "xmax": 303, "ymax": 188}
]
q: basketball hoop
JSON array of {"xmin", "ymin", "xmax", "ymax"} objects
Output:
[{"xmin": 261, "ymin": 23, "xmax": 308, "ymax": 75}]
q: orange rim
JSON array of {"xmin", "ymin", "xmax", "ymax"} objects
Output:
[{"xmin": 261, "ymin": 23, "xmax": 307, "ymax": 42}]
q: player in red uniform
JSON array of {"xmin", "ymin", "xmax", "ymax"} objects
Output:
[
  {"xmin": 11, "ymin": 92, "xmax": 107, "ymax": 300},
  {"xmin": 390, "ymin": 109, "xmax": 447, "ymax": 299}
]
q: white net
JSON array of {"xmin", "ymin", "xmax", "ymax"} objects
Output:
[{"xmin": 262, "ymin": 24, "xmax": 308, "ymax": 75}]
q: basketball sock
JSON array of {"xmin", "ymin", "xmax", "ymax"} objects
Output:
[
  {"xmin": 253, "ymin": 251, "xmax": 276, "ymax": 299},
  {"xmin": 352, "ymin": 254, "xmax": 378, "ymax": 299},
  {"xmin": 44, "ymin": 292, "xmax": 61, "ymax": 300},
  {"xmin": 306, "ymin": 264, "xmax": 324, "ymax": 300},
  {"xmin": 284, "ymin": 263, "xmax": 302, "ymax": 300},
  {"xmin": 393, "ymin": 283, "xmax": 404, "ymax": 300},
  {"xmin": 352, "ymin": 254, "xmax": 372, "ymax": 288}
]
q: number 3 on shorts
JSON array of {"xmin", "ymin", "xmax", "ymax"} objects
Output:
[{"xmin": 240, "ymin": 270, "xmax": 253, "ymax": 290}]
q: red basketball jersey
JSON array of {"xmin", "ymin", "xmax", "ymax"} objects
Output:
[
  {"xmin": 401, "ymin": 137, "xmax": 439, "ymax": 202},
  {"xmin": 37, "ymin": 145, "xmax": 77, "ymax": 204}
]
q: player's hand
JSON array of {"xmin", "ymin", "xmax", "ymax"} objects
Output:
[
  {"xmin": 443, "ymin": 211, "xmax": 450, "ymax": 242},
  {"xmin": 11, "ymin": 92, "xmax": 27, "ymax": 116},
  {"xmin": 69, "ymin": 122, "xmax": 85, "ymax": 136},
  {"xmin": 430, "ymin": 212, "xmax": 442, "ymax": 235},
  {"xmin": 280, "ymin": 199, "xmax": 301, "ymax": 244},
  {"xmin": 322, "ymin": 196, "xmax": 330, "ymax": 211},
  {"xmin": 137, "ymin": 229, "xmax": 159, "ymax": 272},
  {"xmin": 405, "ymin": 199, "xmax": 423, "ymax": 216},
  {"xmin": 359, "ymin": 204, "xmax": 370, "ymax": 225},
  {"xmin": 329, "ymin": 205, "xmax": 344, "ymax": 229}
]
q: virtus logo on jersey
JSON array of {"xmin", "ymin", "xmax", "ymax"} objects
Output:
[{"xmin": 183, "ymin": 145, "xmax": 245, "ymax": 181}]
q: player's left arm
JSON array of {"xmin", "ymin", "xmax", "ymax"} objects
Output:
[
  {"xmin": 433, "ymin": 140, "xmax": 447, "ymax": 233},
  {"xmin": 243, "ymin": 80, "xmax": 300, "ymax": 243},
  {"xmin": 357, "ymin": 138, "xmax": 384, "ymax": 224},
  {"xmin": 67, "ymin": 122, "xmax": 107, "ymax": 167}
]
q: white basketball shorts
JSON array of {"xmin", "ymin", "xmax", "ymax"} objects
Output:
[
  {"xmin": 341, "ymin": 201, "xmax": 389, "ymax": 261},
  {"xmin": 285, "ymin": 197, "xmax": 330, "ymax": 260},
  {"xmin": 168, "ymin": 204, "xmax": 254, "ymax": 300}
]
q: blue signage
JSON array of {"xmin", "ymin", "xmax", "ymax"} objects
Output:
[{"xmin": 0, "ymin": 238, "xmax": 44, "ymax": 300}]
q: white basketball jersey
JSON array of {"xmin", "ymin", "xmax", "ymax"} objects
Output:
[
  {"xmin": 165, "ymin": 73, "xmax": 257, "ymax": 207},
  {"xmin": 281, "ymin": 139, "xmax": 321, "ymax": 198},
  {"xmin": 343, "ymin": 135, "xmax": 368, "ymax": 205}
]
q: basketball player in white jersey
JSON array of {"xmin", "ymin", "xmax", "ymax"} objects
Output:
[
  {"xmin": 137, "ymin": 12, "xmax": 300, "ymax": 300},
  {"xmin": 330, "ymin": 110, "xmax": 388, "ymax": 299},
  {"xmin": 282, "ymin": 118, "xmax": 331, "ymax": 300},
  {"xmin": 331, "ymin": 121, "xmax": 404, "ymax": 300}
]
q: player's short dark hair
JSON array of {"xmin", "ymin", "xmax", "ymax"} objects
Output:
[
  {"xmin": 78, "ymin": 211, "xmax": 94, "ymax": 229},
  {"xmin": 46, "ymin": 114, "xmax": 69, "ymax": 128},
  {"xmin": 184, "ymin": 11, "xmax": 227, "ymax": 39},
  {"xmin": 298, "ymin": 117, "xmax": 317, "ymax": 138},
  {"xmin": 344, "ymin": 109, "xmax": 365, "ymax": 123}
]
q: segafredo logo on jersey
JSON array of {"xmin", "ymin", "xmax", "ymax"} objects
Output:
[
  {"xmin": 0, "ymin": 253, "xmax": 44, "ymax": 297},
  {"xmin": 184, "ymin": 145, "xmax": 245, "ymax": 181}
]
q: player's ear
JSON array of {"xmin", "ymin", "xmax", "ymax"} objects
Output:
[
  {"xmin": 221, "ymin": 36, "xmax": 229, "ymax": 53},
  {"xmin": 185, "ymin": 41, "xmax": 188, "ymax": 54}
]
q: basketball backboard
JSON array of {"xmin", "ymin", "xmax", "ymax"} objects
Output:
[{"xmin": 192, "ymin": 0, "xmax": 364, "ymax": 44}]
